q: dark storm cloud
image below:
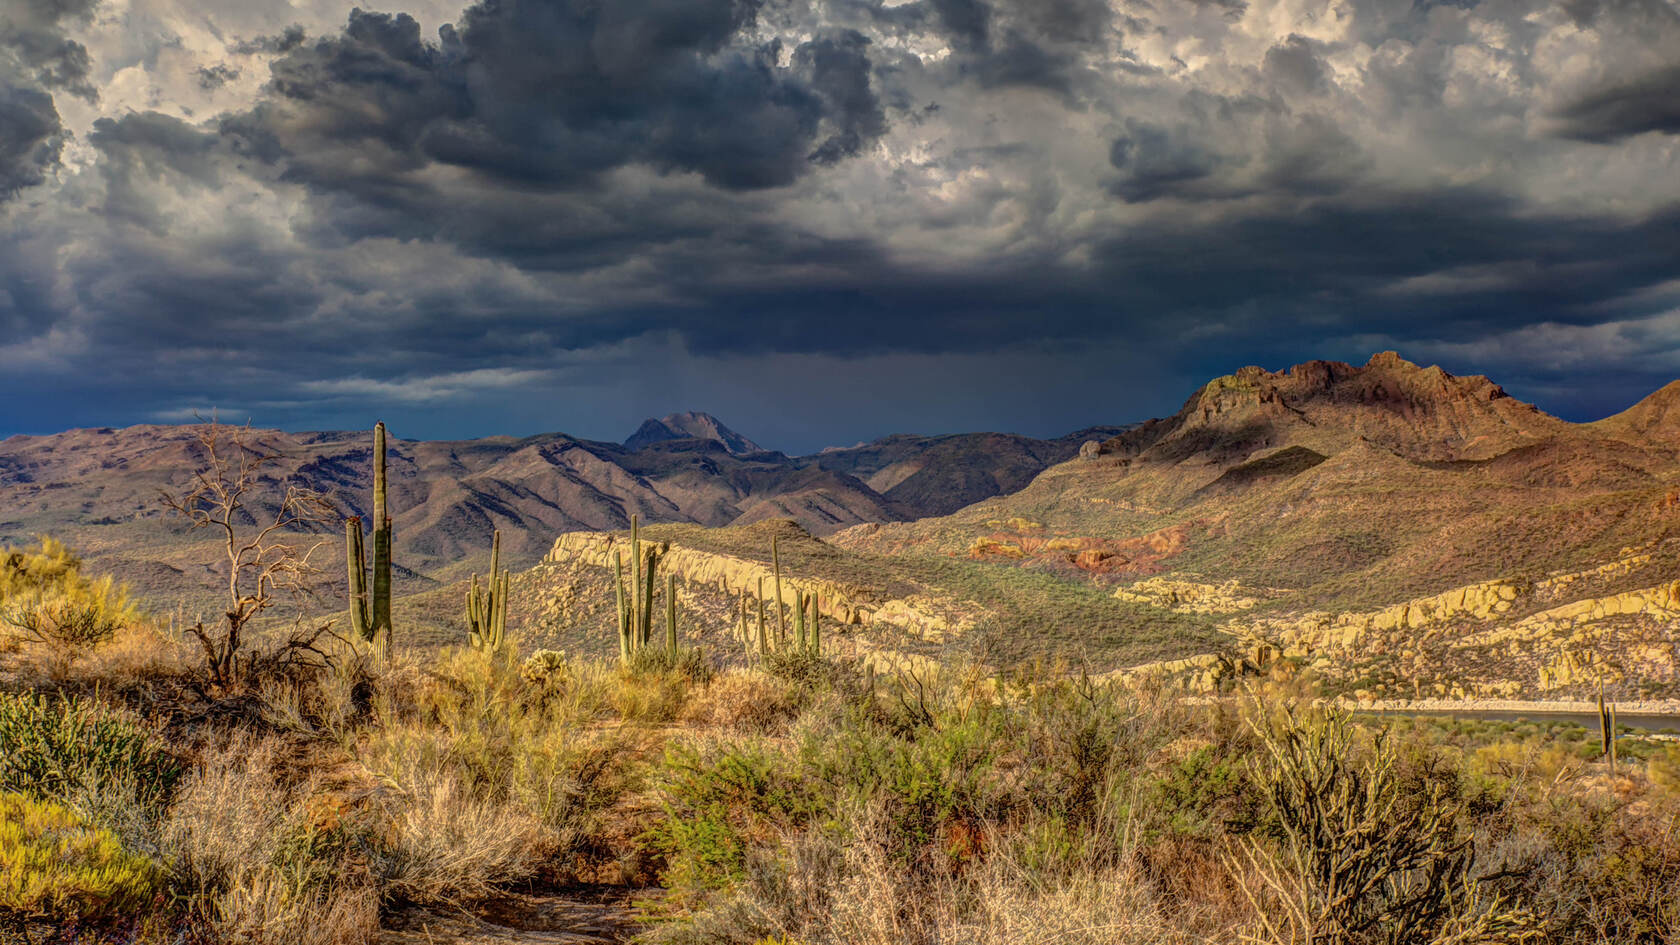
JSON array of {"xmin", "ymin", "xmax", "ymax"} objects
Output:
[
  {"xmin": 195, "ymin": 63, "xmax": 240, "ymax": 90},
  {"xmin": 222, "ymin": 0, "xmax": 886, "ymax": 197},
  {"xmin": 0, "ymin": 84, "xmax": 62, "ymax": 199},
  {"xmin": 0, "ymin": 0, "xmax": 97, "ymax": 202},
  {"xmin": 1551, "ymin": 65, "xmax": 1680, "ymax": 142},
  {"xmin": 231, "ymin": 24, "xmax": 307, "ymax": 56},
  {"xmin": 1262, "ymin": 35, "xmax": 1328, "ymax": 96},
  {"xmin": 5, "ymin": 0, "xmax": 1680, "ymax": 446}
]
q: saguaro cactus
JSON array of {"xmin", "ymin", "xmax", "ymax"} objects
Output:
[
  {"xmin": 371, "ymin": 421, "xmax": 392, "ymax": 639},
  {"xmin": 615, "ymin": 552, "xmax": 631, "ymax": 662},
  {"xmin": 756, "ymin": 576, "xmax": 768, "ymax": 655},
  {"xmin": 773, "ymin": 536, "xmax": 786, "ymax": 644},
  {"xmin": 346, "ymin": 517, "xmax": 369, "ymax": 640},
  {"xmin": 346, "ymin": 422, "xmax": 394, "ymax": 647},
  {"xmin": 614, "ymin": 515, "xmax": 665, "ymax": 662},
  {"xmin": 466, "ymin": 529, "xmax": 509, "ymax": 652},
  {"xmin": 1598, "ymin": 683, "xmax": 1618, "ymax": 774},
  {"xmin": 665, "ymin": 573, "xmax": 678, "ymax": 657},
  {"xmin": 809, "ymin": 592, "xmax": 821, "ymax": 656}
]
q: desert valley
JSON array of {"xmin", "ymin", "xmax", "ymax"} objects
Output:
[{"xmin": 2, "ymin": 354, "xmax": 1678, "ymax": 944}]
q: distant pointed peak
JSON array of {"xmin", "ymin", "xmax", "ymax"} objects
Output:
[{"xmin": 624, "ymin": 412, "xmax": 763, "ymax": 455}]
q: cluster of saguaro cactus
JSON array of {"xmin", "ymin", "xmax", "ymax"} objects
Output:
[
  {"xmin": 614, "ymin": 515, "xmax": 680, "ymax": 661},
  {"xmin": 346, "ymin": 421, "xmax": 393, "ymax": 647},
  {"xmin": 467, "ymin": 530, "xmax": 510, "ymax": 652},
  {"xmin": 732, "ymin": 535, "xmax": 823, "ymax": 660},
  {"xmin": 1598, "ymin": 682, "xmax": 1619, "ymax": 774}
]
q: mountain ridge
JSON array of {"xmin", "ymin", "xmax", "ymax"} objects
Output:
[{"xmin": 0, "ymin": 417, "xmax": 1117, "ymax": 607}]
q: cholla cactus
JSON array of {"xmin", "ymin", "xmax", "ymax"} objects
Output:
[
  {"xmin": 520, "ymin": 649, "xmax": 569, "ymax": 687},
  {"xmin": 1235, "ymin": 709, "xmax": 1537, "ymax": 945}
]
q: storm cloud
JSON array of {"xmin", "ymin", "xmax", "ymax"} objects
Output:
[{"xmin": 0, "ymin": 0, "xmax": 1677, "ymax": 451}]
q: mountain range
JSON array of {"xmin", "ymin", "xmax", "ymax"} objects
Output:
[
  {"xmin": 0, "ymin": 412, "xmax": 1123, "ymax": 605},
  {"xmin": 9, "ymin": 352, "xmax": 1680, "ymax": 699}
]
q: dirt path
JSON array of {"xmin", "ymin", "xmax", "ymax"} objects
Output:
[{"xmin": 379, "ymin": 886, "xmax": 657, "ymax": 944}]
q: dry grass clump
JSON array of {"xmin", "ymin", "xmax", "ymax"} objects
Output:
[
  {"xmin": 161, "ymin": 736, "xmax": 385, "ymax": 945},
  {"xmin": 680, "ymin": 668, "xmax": 806, "ymax": 734}
]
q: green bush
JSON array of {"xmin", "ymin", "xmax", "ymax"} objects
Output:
[
  {"xmin": 0, "ymin": 791, "xmax": 165, "ymax": 926},
  {"xmin": 0, "ymin": 691, "xmax": 182, "ymax": 815},
  {"xmin": 649, "ymin": 741, "xmax": 820, "ymax": 893},
  {"xmin": 0, "ymin": 537, "xmax": 138, "ymax": 647}
]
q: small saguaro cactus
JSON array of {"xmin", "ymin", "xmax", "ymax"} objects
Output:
[
  {"xmin": 809, "ymin": 591, "xmax": 821, "ymax": 656},
  {"xmin": 613, "ymin": 515, "xmax": 665, "ymax": 662},
  {"xmin": 756, "ymin": 576, "xmax": 768, "ymax": 655},
  {"xmin": 772, "ymin": 536, "xmax": 788, "ymax": 645},
  {"xmin": 346, "ymin": 422, "xmax": 394, "ymax": 648},
  {"xmin": 466, "ymin": 529, "xmax": 509, "ymax": 653},
  {"xmin": 665, "ymin": 573, "xmax": 678, "ymax": 657},
  {"xmin": 1598, "ymin": 682, "xmax": 1619, "ymax": 774}
]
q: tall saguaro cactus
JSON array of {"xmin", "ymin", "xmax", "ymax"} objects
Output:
[
  {"xmin": 371, "ymin": 421, "xmax": 392, "ymax": 639},
  {"xmin": 346, "ymin": 517, "xmax": 369, "ymax": 640},
  {"xmin": 665, "ymin": 573, "xmax": 678, "ymax": 657},
  {"xmin": 346, "ymin": 422, "xmax": 394, "ymax": 647},
  {"xmin": 467, "ymin": 529, "xmax": 509, "ymax": 652}
]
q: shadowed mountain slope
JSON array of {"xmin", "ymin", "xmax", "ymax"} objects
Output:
[{"xmin": 0, "ymin": 417, "xmax": 1112, "ymax": 607}]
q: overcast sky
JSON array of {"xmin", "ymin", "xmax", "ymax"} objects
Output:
[{"xmin": 1, "ymin": 0, "xmax": 1677, "ymax": 453}]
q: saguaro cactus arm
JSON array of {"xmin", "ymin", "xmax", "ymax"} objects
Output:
[{"xmin": 345, "ymin": 517, "xmax": 369, "ymax": 640}]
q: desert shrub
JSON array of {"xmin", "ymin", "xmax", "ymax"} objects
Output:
[
  {"xmin": 353, "ymin": 646, "xmax": 644, "ymax": 898},
  {"xmin": 0, "ymin": 791, "xmax": 165, "ymax": 928},
  {"xmin": 0, "ymin": 691, "xmax": 181, "ymax": 815},
  {"xmin": 1146, "ymin": 743, "xmax": 1252, "ymax": 837},
  {"xmin": 681, "ymin": 669, "xmax": 807, "ymax": 735},
  {"xmin": 649, "ymin": 740, "xmax": 822, "ymax": 894},
  {"xmin": 806, "ymin": 715, "xmax": 1010, "ymax": 872},
  {"xmin": 0, "ymin": 537, "xmax": 138, "ymax": 648},
  {"xmin": 627, "ymin": 643, "xmax": 715, "ymax": 684},
  {"xmin": 1236, "ymin": 710, "xmax": 1539, "ymax": 945},
  {"xmin": 762, "ymin": 646, "xmax": 831, "ymax": 688}
]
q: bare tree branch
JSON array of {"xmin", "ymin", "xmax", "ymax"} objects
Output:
[{"xmin": 160, "ymin": 420, "xmax": 341, "ymax": 690}]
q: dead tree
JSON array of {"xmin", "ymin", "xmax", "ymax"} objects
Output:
[{"xmin": 160, "ymin": 421, "xmax": 338, "ymax": 690}]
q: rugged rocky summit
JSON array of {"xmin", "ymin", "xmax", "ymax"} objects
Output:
[
  {"xmin": 835, "ymin": 353, "xmax": 1680, "ymax": 698},
  {"xmin": 622, "ymin": 412, "xmax": 764, "ymax": 455}
]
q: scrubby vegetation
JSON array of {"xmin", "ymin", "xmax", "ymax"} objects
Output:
[
  {"xmin": 0, "ymin": 538, "xmax": 138, "ymax": 649},
  {"xmin": 2, "ymin": 560, "xmax": 1677, "ymax": 944}
]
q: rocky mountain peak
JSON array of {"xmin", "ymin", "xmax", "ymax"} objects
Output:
[
  {"xmin": 1114, "ymin": 352, "xmax": 1562, "ymax": 465},
  {"xmin": 623, "ymin": 412, "xmax": 764, "ymax": 455}
]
